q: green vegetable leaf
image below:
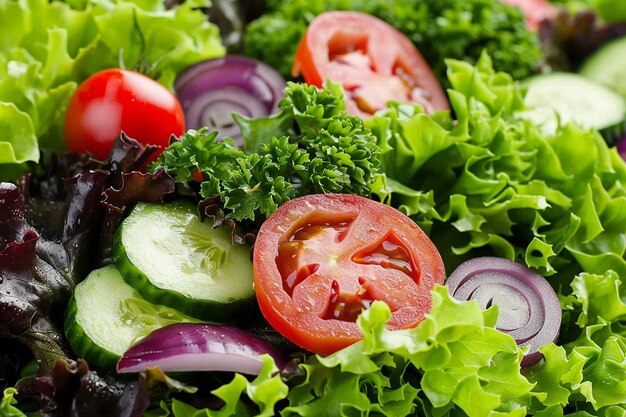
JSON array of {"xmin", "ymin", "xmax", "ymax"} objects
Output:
[
  {"xmin": 0, "ymin": 388, "xmax": 27, "ymax": 417},
  {"xmin": 0, "ymin": 103, "xmax": 39, "ymax": 180},
  {"xmin": 287, "ymin": 287, "xmax": 535, "ymax": 417},
  {"xmin": 371, "ymin": 52, "xmax": 626, "ymax": 279},
  {"xmin": 0, "ymin": 0, "xmax": 225, "ymax": 181},
  {"xmin": 570, "ymin": 271, "xmax": 626, "ymax": 327}
]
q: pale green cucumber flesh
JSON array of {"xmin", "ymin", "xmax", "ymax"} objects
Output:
[
  {"xmin": 520, "ymin": 72, "xmax": 626, "ymax": 144},
  {"xmin": 113, "ymin": 201, "xmax": 255, "ymax": 322},
  {"xmin": 580, "ymin": 36, "xmax": 626, "ymax": 98},
  {"xmin": 64, "ymin": 265, "xmax": 197, "ymax": 369}
]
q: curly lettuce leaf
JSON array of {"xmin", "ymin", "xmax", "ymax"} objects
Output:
[
  {"xmin": 0, "ymin": 103, "xmax": 38, "ymax": 180},
  {"xmin": 371, "ymin": 52, "xmax": 626, "ymax": 279},
  {"xmin": 526, "ymin": 321, "xmax": 626, "ymax": 414},
  {"xmin": 0, "ymin": 0, "xmax": 224, "ymax": 181},
  {"xmin": 279, "ymin": 286, "xmax": 537, "ymax": 417},
  {"xmin": 150, "ymin": 355, "xmax": 288, "ymax": 417},
  {"xmin": 0, "ymin": 388, "xmax": 26, "ymax": 417},
  {"xmin": 364, "ymin": 53, "xmax": 626, "ymax": 415},
  {"xmin": 149, "ymin": 287, "xmax": 537, "ymax": 416}
]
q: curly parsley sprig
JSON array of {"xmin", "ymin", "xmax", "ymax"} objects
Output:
[{"xmin": 152, "ymin": 81, "xmax": 382, "ymax": 223}]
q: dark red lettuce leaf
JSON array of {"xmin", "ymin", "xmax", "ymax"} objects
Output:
[
  {"xmin": 14, "ymin": 359, "xmax": 148, "ymax": 417},
  {"xmin": 1, "ymin": 134, "xmax": 174, "ymax": 394},
  {"xmin": 540, "ymin": 9, "xmax": 626, "ymax": 71},
  {"xmin": 198, "ymin": 195, "xmax": 256, "ymax": 246}
]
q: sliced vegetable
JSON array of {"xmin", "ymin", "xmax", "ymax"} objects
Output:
[
  {"xmin": 580, "ymin": 36, "xmax": 626, "ymax": 98},
  {"xmin": 253, "ymin": 193, "xmax": 446, "ymax": 356},
  {"xmin": 244, "ymin": 0, "xmax": 542, "ymax": 89},
  {"xmin": 618, "ymin": 135, "xmax": 626, "ymax": 160},
  {"xmin": 174, "ymin": 56, "xmax": 286, "ymax": 146},
  {"xmin": 292, "ymin": 11, "xmax": 448, "ymax": 117},
  {"xmin": 520, "ymin": 72, "xmax": 626, "ymax": 145},
  {"xmin": 117, "ymin": 323, "xmax": 287, "ymax": 375},
  {"xmin": 445, "ymin": 257, "xmax": 561, "ymax": 367},
  {"xmin": 64, "ymin": 265, "xmax": 198, "ymax": 370},
  {"xmin": 113, "ymin": 201, "xmax": 255, "ymax": 322},
  {"xmin": 64, "ymin": 69, "xmax": 186, "ymax": 161}
]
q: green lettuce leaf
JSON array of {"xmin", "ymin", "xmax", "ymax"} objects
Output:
[
  {"xmin": 154, "ymin": 287, "xmax": 539, "ymax": 416},
  {"xmin": 370, "ymin": 52, "xmax": 626, "ymax": 279},
  {"xmin": 364, "ymin": 52, "xmax": 626, "ymax": 416},
  {"xmin": 153, "ymin": 355, "xmax": 288, "ymax": 417},
  {"xmin": 0, "ymin": 0, "xmax": 224, "ymax": 181},
  {"xmin": 282, "ymin": 286, "xmax": 537, "ymax": 417},
  {"xmin": 0, "ymin": 388, "xmax": 27, "ymax": 417}
]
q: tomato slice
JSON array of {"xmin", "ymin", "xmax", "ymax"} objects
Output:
[
  {"xmin": 253, "ymin": 194, "xmax": 446, "ymax": 355},
  {"xmin": 292, "ymin": 11, "xmax": 449, "ymax": 117}
]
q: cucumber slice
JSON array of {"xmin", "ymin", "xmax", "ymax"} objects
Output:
[
  {"xmin": 519, "ymin": 72, "xmax": 626, "ymax": 145},
  {"xmin": 64, "ymin": 265, "xmax": 198, "ymax": 369},
  {"xmin": 113, "ymin": 201, "xmax": 255, "ymax": 322},
  {"xmin": 580, "ymin": 36, "xmax": 626, "ymax": 98}
]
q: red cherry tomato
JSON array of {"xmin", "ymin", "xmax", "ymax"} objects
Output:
[
  {"xmin": 501, "ymin": 0, "xmax": 557, "ymax": 30},
  {"xmin": 292, "ymin": 11, "xmax": 449, "ymax": 118},
  {"xmin": 253, "ymin": 194, "xmax": 446, "ymax": 355},
  {"xmin": 64, "ymin": 69, "xmax": 185, "ymax": 161}
]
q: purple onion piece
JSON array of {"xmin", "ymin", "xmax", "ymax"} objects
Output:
[
  {"xmin": 617, "ymin": 135, "xmax": 626, "ymax": 161},
  {"xmin": 446, "ymin": 257, "xmax": 561, "ymax": 367},
  {"xmin": 116, "ymin": 323, "xmax": 288, "ymax": 375},
  {"xmin": 174, "ymin": 55, "xmax": 286, "ymax": 147}
]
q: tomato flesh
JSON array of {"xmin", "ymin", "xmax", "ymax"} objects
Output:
[
  {"xmin": 64, "ymin": 69, "xmax": 185, "ymax": 161},
  {"xmin": 293, "ymin": 11, "xmax": 449, "ymax": 117},
  {"xmin": 254, "ymin": 194, "xmax": 446, "ymax": 355}
]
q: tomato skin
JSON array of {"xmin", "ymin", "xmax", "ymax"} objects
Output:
[
  {"xmin": 253, "ymin": 194, "xmax": 446, "ymax": 356},
  {"xmin": 501, "ymin": 0, "xmax": 557, "ymax": 30},
  {"xmin": 64, "ymin": 69, "xmax": 185, "ymax": 161},
  {"xmin": 293, "ymin": 11, "xmax": 449, "ymax": 117}
]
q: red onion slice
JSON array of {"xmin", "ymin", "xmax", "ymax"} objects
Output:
[
  {"xmin": 446, "ymin": 257, "xmax": 561, "ymax": 367},
  {"xmin": 116, "ymin": 323, "xmax": 288, "ymax": 375},
  {"xmin": 174, "ymin": 55, "xmax": 286, "ymax": 146},
  {"xmin": 618, "ymin": 135, "xmax": 626, "ymax": 160}
]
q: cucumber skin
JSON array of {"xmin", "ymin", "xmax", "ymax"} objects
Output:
[
  {"xmin": 64, "ymin": 296, "xmax": 120, "ymax": 370},
  {"xmin": 112, "ymin": 226, "xmax": 255, "ymax": 324},
  {"xmin": 521, "ymin": 72, "xmax": 626, "ymax": 146}
]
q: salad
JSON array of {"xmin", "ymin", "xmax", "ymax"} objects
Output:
[{"xmin": 2, "ymin": 0, "xmax": 626, "ymax": 416}]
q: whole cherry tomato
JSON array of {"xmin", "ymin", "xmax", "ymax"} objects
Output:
[{"xmin": 64, "ymin": 69, "xmax": 185, "ymax": 160}]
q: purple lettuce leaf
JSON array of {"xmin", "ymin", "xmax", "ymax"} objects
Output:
[
  {"xmin": 0, "ymin": 184, "xmax": 71, "ymax": 374},
  {"xmin": 14, "ymin": 359, "xmax": 147, "ymax": 417},
  {"xmin": 1, "ymin": 133, "xmax": 175, "ymax": 412},
  {"xmin": 540, "ymin": 9, "xmax": 626, "ymax": 71}
]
